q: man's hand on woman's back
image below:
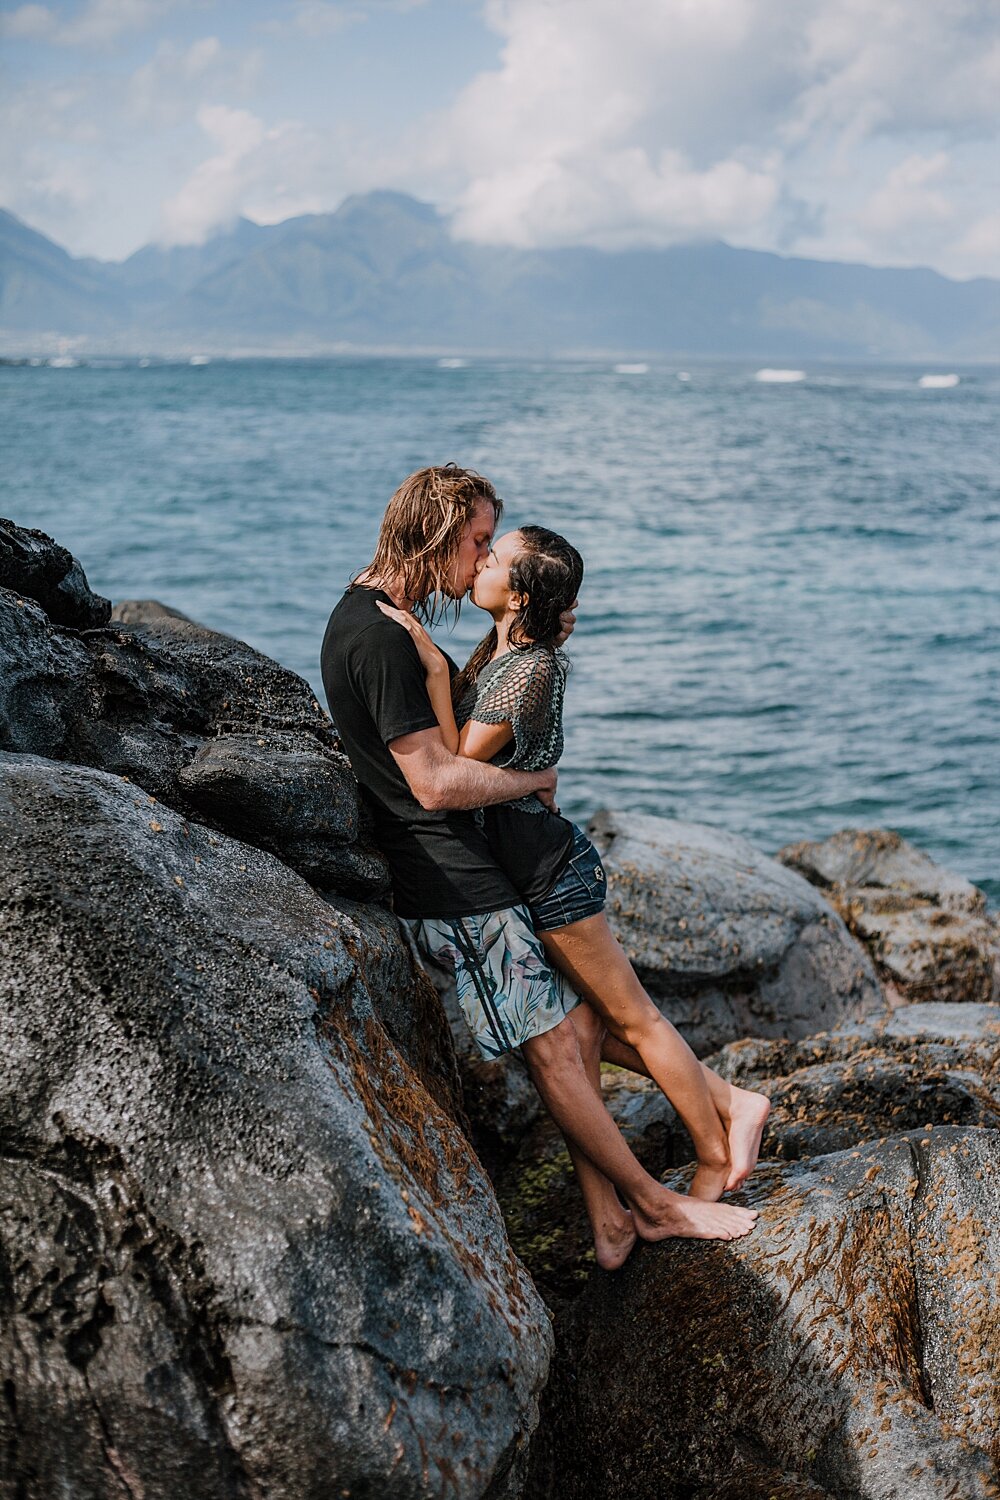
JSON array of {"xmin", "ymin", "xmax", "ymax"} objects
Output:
[{"xmin": 553, "ymin": 599, "xmax": 579, "ymax": 648}]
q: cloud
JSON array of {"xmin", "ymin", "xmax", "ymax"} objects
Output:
[
  {"xmin": 950, "ymin": 209, "xmax": 1000, "ymax": 279},
  {"xmin": 0, "ymin": 5, "xmax": 57, "ymax": 39},
  {"xmin": 0, "ymin": 0, "xmax": 181, "ymax": 48},
  {"xmin": 260, "ymin": 0, "xmax": 430, "ymax": 39},
  {"xmin": 126, "ymin": 37, "xmax": 263, "ymax": 127},
  {"xmin": 157, "ymin": 104, "xmax": 347, "ymax": 244},
  {"xmin": 793, "ymin": 1, "xmax": 1000, "ymax": 144},
  {"xmin": 861, "ymin": 153, "xmax": 954, "ymax": 239},
  {"xmin": 434, "ymin": 0, "xmax": 1000, "ymax": 272}
]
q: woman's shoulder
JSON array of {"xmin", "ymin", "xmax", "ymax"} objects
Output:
[{"xmin": 491, "ymin": 642, "xmax": 561, "ymax": 684}]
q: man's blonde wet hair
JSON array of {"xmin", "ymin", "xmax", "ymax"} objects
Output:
[{"xmin": 365, "ymin": 463, "xmax": 503, "ymax": 622}]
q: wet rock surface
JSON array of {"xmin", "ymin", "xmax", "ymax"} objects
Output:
[
  {"xmin": 0, "ymin": 752, "xmax": 550, "ymax": 1500},
  {"xmin": 589, "ymin": 810, "xmax": 883, "ymax": 1054},
  {"xmin": 526, "ymin": 1128, "xmax": 1000, "ymax": 1500},
  {"xmin": 0, "ymin": 526, "xmax": 388, "ymax": 899},
  {"xmin": 777, "ymin": 828, "xmax": 1000, "ymax": 1005},
  {"xmin": 704, "ymin": 1001, "xmax": 1000, "ymax": 1162},
  {"xmin": 0, "ymin": 516, "xmax": 111, "ymax": 630}
]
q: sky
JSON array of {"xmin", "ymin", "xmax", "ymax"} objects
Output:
[{"xmin": 2, "ymin": 0, "xmax": 999, "ymax": 279}]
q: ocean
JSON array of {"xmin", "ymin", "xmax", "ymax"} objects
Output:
[{"xmin": 3, "ymin": 356, "xmax": 998, "ymax": 902}]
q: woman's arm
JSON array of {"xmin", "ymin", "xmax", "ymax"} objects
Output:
[
  {"xmin": 375, "ymin": 600, "xmax": 461, "ymax": 751},
  {"xmin": 457, "ymin": 717, "xmax": 513, "ymax": 762},
  {"xmin": 375, "ymin": 601, "xmax": 517, "ymax": 763}
]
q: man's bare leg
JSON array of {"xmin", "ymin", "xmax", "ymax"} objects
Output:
[
  {"xmin": 520, "ymin": 1016, "xmax": 758, "ymax": 1242},
  {"xmin": 600, "ymin": 1032, "xmax": 771, "ymax": 1193},
  {"xmin": 563, "ymin": 1003, "xmax": 637, "ymax": 1270}
]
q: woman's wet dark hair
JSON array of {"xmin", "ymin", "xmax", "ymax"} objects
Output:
[
  {"xmin": 507, "ymin": 526, "xmax": 584, "ymax": 648},
  {"xmin": 452, "ymin": 526, "xmax": 584, "ymax": 704}
]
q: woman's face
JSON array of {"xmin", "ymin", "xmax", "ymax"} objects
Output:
[{"xmin": 471, "ymin": 529, "xmax": 524, "ymax": 615}]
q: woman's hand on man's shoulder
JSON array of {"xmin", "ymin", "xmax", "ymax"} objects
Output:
[{"xmin": 375, "ymin": 599, "xmax": 449, "ymax": 676}]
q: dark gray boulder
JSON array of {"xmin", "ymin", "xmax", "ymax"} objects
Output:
[
  {"xmin": 0, "ymin": 574, "xmax": 387, "ymax": 900},
  {"xmin": 527, "ymin": 1128, "xmax": 1000, "ymax": 1500},
  {"xmin": 589, "ymin": 811, "xmax": 883, "ymax": 1054},
  {"xmin": 706, "ymin": 1001, "xmax": 1000, "ymax": 1160},
  {"xmin": 111, "ymin": 598, "xmax": 196, "ymax": 627},
  {"xmin": 777, "ymin": 829, "xmax": 1000, "ymax": 1005},
  {"xmin": 0, "ymin": 516, "xmax": 111, "ymax": 630},
  {"xmin": 713, "ymin": 1001, "xmax": 1000, "ymax": 1087},
  {"xmin": 0, "ymin": 750, "xmax": 551, "ymax": 1500}
]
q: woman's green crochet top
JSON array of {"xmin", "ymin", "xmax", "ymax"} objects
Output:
[{"xmin": 455, "ymin": 644, "xmax": 567, "ymax": 812}]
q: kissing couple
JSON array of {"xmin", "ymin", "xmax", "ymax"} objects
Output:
[{"xmin": 322, "ymin": 464, "xmax": 769, "ymax": 1267}]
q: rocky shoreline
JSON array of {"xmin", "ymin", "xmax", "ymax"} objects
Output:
[{"xmin": 1, "ymin": 517, "xmax": 998, "ymax": 1500}]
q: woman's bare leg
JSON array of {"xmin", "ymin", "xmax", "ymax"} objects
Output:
[
  {"xmin": 600, "ymin": 1032, "xmax": 771, "ymax": 1192},
  {"xmin": 541, "ymin": 914, "xmax": 742, "ymax": 1201}
]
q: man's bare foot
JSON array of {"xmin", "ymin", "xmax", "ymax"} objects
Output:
[
  {"xmin": 689, "ymin": 1161, "xmax": 731, "ymax": 1202},
  {"xmin": 631, "ymin": 1188, "xmax": 758, "ymax": 1242},
  {"xmin": 723, "ymin": 1087, "xmax": 771, "ymax": 1192},
  {"xmin": 593, "ymin": 1209, "xmax": 638, "ymax": 1271}
]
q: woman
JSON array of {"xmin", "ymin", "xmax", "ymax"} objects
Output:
[{"xmin": 377, "ymin": 525, "xmax": 770, "ymax": 1220}]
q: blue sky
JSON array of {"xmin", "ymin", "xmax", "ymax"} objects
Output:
[{"xmin": 2, "ymin": 0, "xmax": 999, "ymax": 279}]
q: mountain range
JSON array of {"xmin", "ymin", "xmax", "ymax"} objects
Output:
[{"xmin": 2, "ymin": 190, "xmax": 998, "ymax": 360}]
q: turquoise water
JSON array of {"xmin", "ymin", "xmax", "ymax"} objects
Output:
[{"xmin": 2, "ymin": 357, "xmax": 998, "ymax": 901}]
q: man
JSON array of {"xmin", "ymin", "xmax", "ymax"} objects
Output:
[{"xmin": 321, "ymin": 464, "xmax": 757, "ymax": 1256}]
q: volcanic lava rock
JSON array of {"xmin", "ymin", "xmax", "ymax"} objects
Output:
[
  {"xmin": 0, "ymin": 536, "xmax": 387, "ymax": 899},
  {"xmin": 777, "ymin": 828, "xmax": 1000, "ymax": 1005},
  {"xmin": 589, "ymin": 811, "xmax": 882, "ymax": 1054},
  {"xmin": 527, "ymin": 1128, "xmax": 1000, "ymax": 1500},
  {"xmin": 0, "ymin": 751, "xmax": 550, "ymax": 1500},
  {"xmin": 703, "ymin": 1000, "xmax": 1000, "ymax": 1160},
  {"xmin": 0, "ymin": 516, "xmax": 111, "ymax": 630}
]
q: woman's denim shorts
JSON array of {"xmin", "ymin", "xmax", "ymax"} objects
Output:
[{"xmin": 529, "ymin": 822, "xmax": 607, "ymax": 931}]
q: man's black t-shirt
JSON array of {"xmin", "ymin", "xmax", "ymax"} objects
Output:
[{"xmin": 320, "ymin": 585, "xmax": 521, "ymax": 918}]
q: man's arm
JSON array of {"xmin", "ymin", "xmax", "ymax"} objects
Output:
[{"xmin": 389, "ymin": 726, "xmax": 556, "ymax": 812}]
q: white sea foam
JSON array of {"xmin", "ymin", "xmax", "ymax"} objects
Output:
[
  {"xmin": 189, "ymin": 355, "xmax": 211, "ymax": 366},
  {"xmin": 918, "ymin": 373, "xmax": 960, "ymax": 389},
  {"xmin": 438, "ymin": 358, "xmax": 467, "ymax": 369},
  {"xmin": 755, "ymin": 368, "xmax": 805, "ymax": 383},
  {"xmin": 614, "ymin": 362, "xmax": 648, "ymax": 374},
  {"xmin": 677, "ymin": 371, "xmax": 691, "ymax": 381}
]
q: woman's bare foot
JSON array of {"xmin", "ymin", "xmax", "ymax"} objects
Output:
[
  {"xmin": 593, "ymin": 1208, "xmax": 638, "ymax": 1271},
  {"xmin": 631, "ymin": 1188, "xmax": 758, "ymax": 1243},
  {"xmin": 689, "ymin": 1161, "xmax": 731, "ymax": 1202},
  {"xmin": 723, "ymin": 1087, "xmax": 771, "ymax": 1192}
]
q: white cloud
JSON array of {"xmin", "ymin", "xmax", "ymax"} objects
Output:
[
  {"xmin": 126, "ymin": 37, "xmax": 263, "ymax": 127},
  {"xmin": 793, "ymin": 1, "xmax": 1000, "ymax": 143},
  {"xmin": 0, "ymin": 5, "xmax": 57, "ymax": 40},
  {"xmin": 433, "ymin": 0, "xmax": 1000, "ymax": 273},
  {"xmin": 159, "ymin": 105, "xmax": 269, "ymax": 244},
  {"xmin": 270, "ymin": 2, "xmax": 362, "ymax": 38},
  {"xmin": 861, "ymin": 153, "xmax": 954, "ymax": 240},
  {"xmin": 950, "ymin": 209, "xmax": 1000, "ymax": 279},
  {"xmin": 0, "ymin": 0, "xmax": 181, "ymax": 48},
  {"xmin": 440, "ymin": 0, "xmax": 789, "ymax": 249},
  {"xmin": 157, "ymin": 104, "xmax": 346, "ymax": 244},
  {"xmin": 260, "ymin": 0, "xmax": 431, "ymax": 39}
]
